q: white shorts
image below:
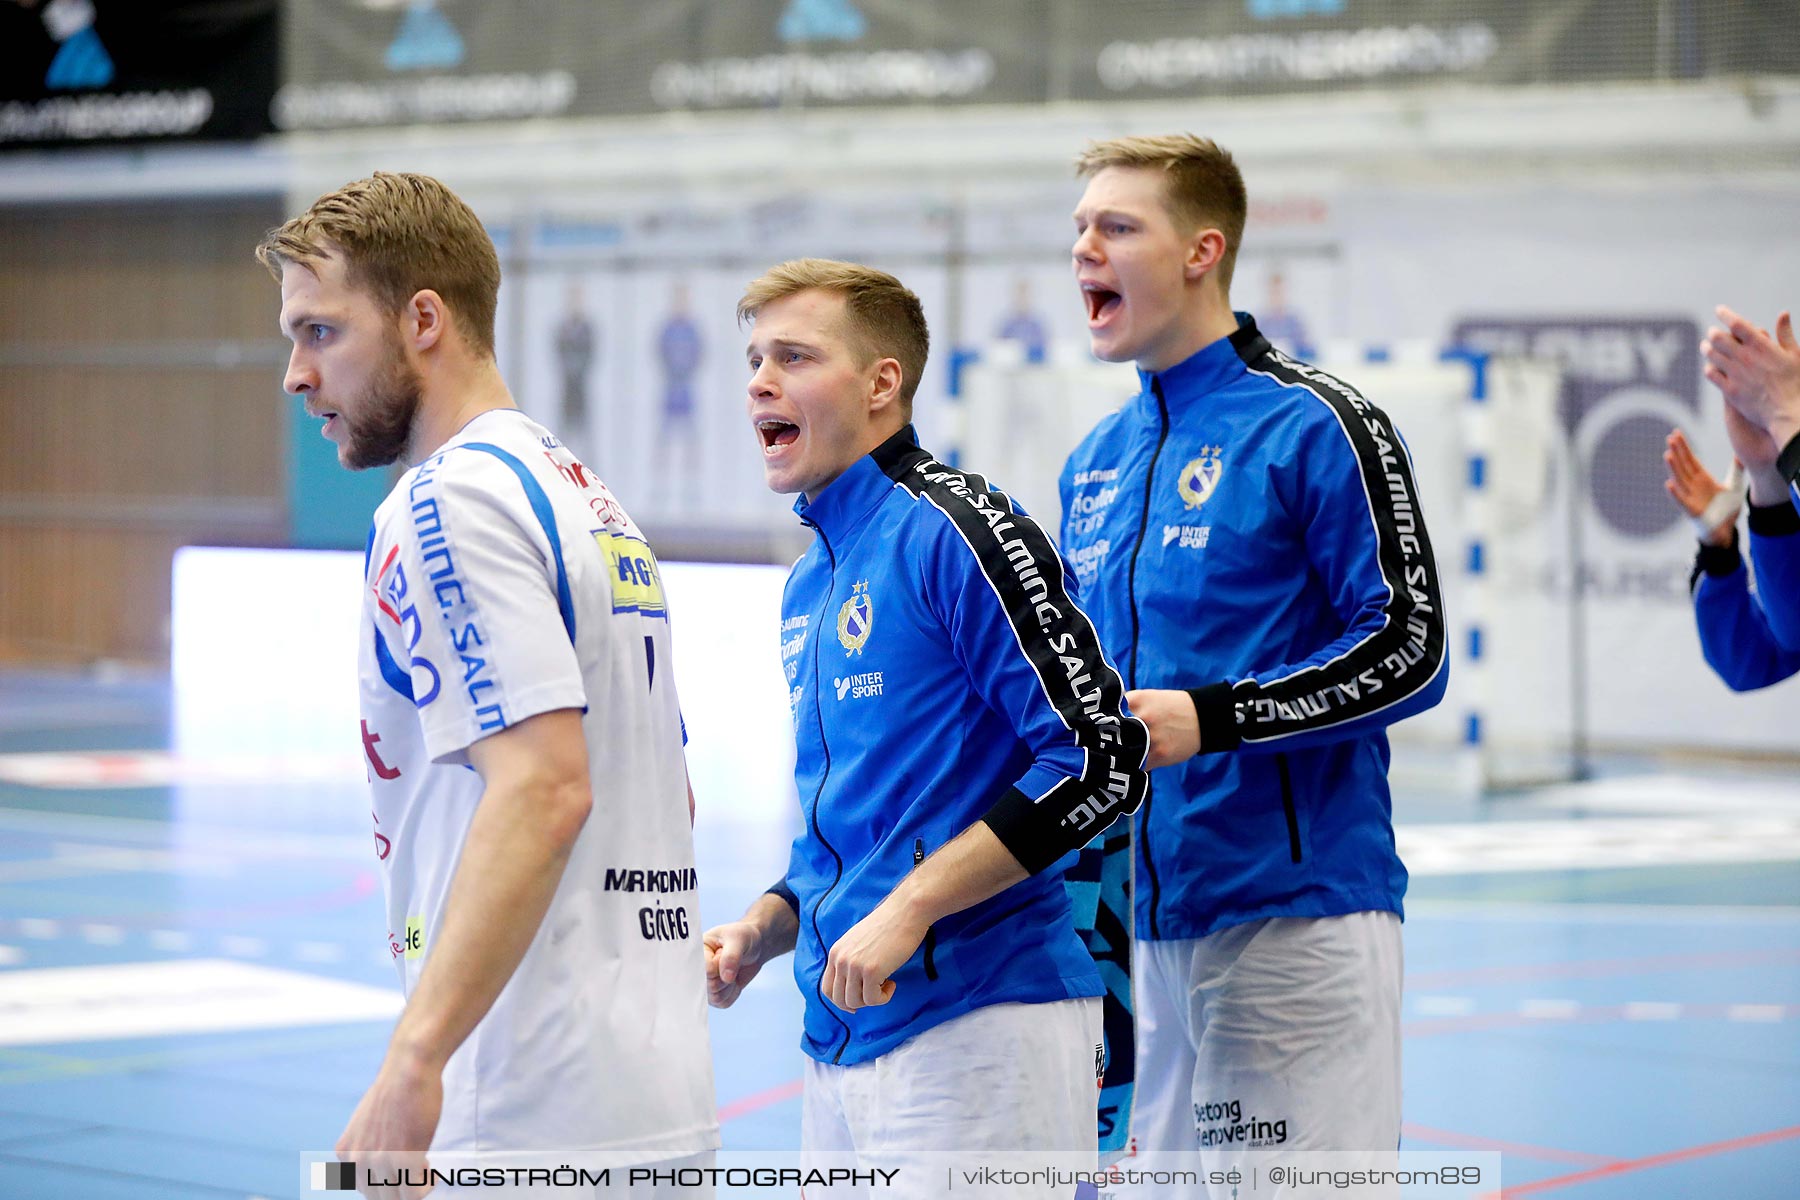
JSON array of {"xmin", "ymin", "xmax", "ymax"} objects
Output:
[
  {"xmin": 1113, "ymin": 912, "xmax": 1403, "ymax": 1198},
  {"xmin": 802, "ymin": 997, "xmax": 1101, "ymax": 1199}
]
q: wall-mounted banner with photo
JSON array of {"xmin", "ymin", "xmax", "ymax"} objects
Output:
[
  {"xmin": 1448, "ymin": 314, "xmax": 1722, "ymax": 750},
  {"xmin": 0, "ymin": 0, "xmax": 277, "ymax": 149},
  {"xmin": 276, "ymin": 0, "xmax": 1046, "ymax": 132},
  {"xmin": 495, "ymin": 193, "xmax": 960, "ymax": 539}
]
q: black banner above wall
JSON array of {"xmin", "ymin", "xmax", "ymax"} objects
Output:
[
  {"xmin": 5, "ymin": 1, "xmax": 1796, "ymax": 142},
  {"xmin": 273, "ymin": 0, "xmax": 1800, "ymax": 130},
  {"xmin": 0, "ymin": 0, "xmax": 278, "ymax": 149},
  {"xmin": 272, "ymin": 0, "xmax": 1047, "ymax": 131}
]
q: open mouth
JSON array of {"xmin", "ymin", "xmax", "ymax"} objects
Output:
[
  {"xmin": 756, "ymin": 418, "xmax": 800, "ymax": 453},
  {"xmin": 1083, "ymin": 286, "xmax": 1121, "ymax": 325}
]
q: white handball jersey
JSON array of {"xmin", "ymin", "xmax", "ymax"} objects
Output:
[{"xmin": 357, "ymin": 408, "xmax": 718, "ymax": 1157}]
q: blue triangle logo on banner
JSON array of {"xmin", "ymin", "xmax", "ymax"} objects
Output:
[
  {"xmin": 45, "ymin": 26, "xmax": 115, "ymax": 91},
  {"xmin": 777, "ymin": 0, "xmax": 867, "ymax": 44},
  {"xmin": 385, "ymin": 2, "xmax": 466, "ymax": 72}
]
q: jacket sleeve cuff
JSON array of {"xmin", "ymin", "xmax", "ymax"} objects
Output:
[
  {"xmin": 1749, "ymin": 498, "xmax": 1800, "ymax": 537},
  {"xmin": 981, "ymin": 786, "xmax": 1069, "ymax": 876},
  {"xmin": 765, "ymin": 879, "xmax": 799, "ymax": 915},
  {"xmin": 1695, "ymin": 532, "xmax": 1744, "ymax": 580},
  {"xmin": 1185, "ymin": 681, "xmax": 1242, "ymax": 754},
  {"xmin": 1778, "ymin": 430, "xmax": 1800, "ymax": 488}
]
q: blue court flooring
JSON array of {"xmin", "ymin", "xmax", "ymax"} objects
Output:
[{"xmin": 0, "ymin": 668, "xmax": 1796, "ymax": 1197}]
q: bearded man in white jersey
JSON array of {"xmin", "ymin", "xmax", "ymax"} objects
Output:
[{"xmin": 258, "ymin": 173, "xmax": 717, "ymax": 1197}]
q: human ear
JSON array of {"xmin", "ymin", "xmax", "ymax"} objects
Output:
[
  {"xmin": 406, "ymin": 290, "xmax": 447, "ymax": 351},
  {"xmin": 869, "ymin": 357, "xmax": 904, "ymax": 413},
  {"xmin": 1185, "ymin": 229, "xmax": 1228, "ymax": 282}
]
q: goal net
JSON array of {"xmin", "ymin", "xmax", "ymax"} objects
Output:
[{"xmin": 955, "ymin": 345, "xmax": 1578, "ymax": 795}]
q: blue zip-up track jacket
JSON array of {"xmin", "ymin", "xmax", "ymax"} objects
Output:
[
  {"xmin": 1060, "ymin": 315, "xmax": 1449, "ymax": 941},
  {"xmin": 774, "ymin": 427, "xmax": 1149, "ymax": 1067},
  {"xmin": 1691, "ymin": 499, "xmax": 1800, "ymax": 690}
]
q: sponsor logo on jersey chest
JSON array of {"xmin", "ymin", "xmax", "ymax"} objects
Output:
[
  {"xmin": 595, "ymin": 530, "xmax": 667, "ymax": 619},
  {"xmin": 836, "ymin": 580, "xmax": 873, "ymax": 655},
  {"xmin": 1177, "ymin": 446, "xmax": 1224, "ymax": 509},
  {"xmin": 1163, "ymin": 524, "xmax": 1211, "ymax": 550},
  {"xmin": 833, "ymin": 671, "xmax": 885, "ymax": 700}
]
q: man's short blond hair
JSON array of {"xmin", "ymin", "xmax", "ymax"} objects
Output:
[
  {"xmin": 1077, "ymin": 134, "xmax": 1247, "ymax": 293},
  {"xmin": 255, "ymin": 172, "xmax": 501, "ymax": 358},
  {"xmin": 738, "ymin": 259, "xmax": 930, "ymax": 415}
]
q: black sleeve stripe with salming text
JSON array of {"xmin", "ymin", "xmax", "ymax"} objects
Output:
[
  {"xmin": 1231, "ymin": 349, "xmax": 1448, "ymax": 742},
  {"xmin": 872, "ymin": 439, "xmax": 1149, "ymax": 874}
]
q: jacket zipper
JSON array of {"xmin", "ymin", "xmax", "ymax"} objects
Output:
[
  {"xmin": 1127, "ymin": 379, "xmax": 1172, "ymax": 939},
  {"xmin": 913, "ymin": 837, "xmax": 938, "ymax": 981},
  {"xmin": 800, "ymin": 517, "xmax": 854, "ymax": 1062},
  {"xmin": 1276, "ymin": 752, "xmax": 1303, "ymax": 864}
]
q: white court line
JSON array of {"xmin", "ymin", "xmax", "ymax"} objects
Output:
[
  {"xmin": 1512, "ymin": 773, "xmax": 1800, "ymax": 816},
  {"xmin": 0, "ymin": 807, "xmax": 369, "ymax": 859},
  {"xmin": 1622, "ymin": 1001, "xmax": 1683, "ymax": 1021},
  {"xmin": 1520, "ymin": 999, "xmax": 1582, "ymax": 1019},
  {"xmin": 0, "ymin": 959, "xmax": 403, "ymax": 1045},
  {"xmin": 1410, "ymin": 900, "xmax": 1800, "ymax": 925},
  {"xmin": 220, "ymin": 936, "xmax": 267, "ymax": 958},
  {"xmin": 1399, "ymin": 816, "xmax": 1800, "ymax": 875},
  {"xmin": 1408, "ymin": 999, "xmax": 1794, "ymax": 1023},
  {"xmin": 79, "ymin": 924, "xmax": 124, "ymax": 946},
  {"xmin": 0, "ymin": 946, "xmax": 22, "ymax": 967},
  {"xmin": 149, "ymin": 930, "xmax": 193, "ymax": 952},
  {"xmin": 17, "ymin": 919, "xmax": 59, "ymax": 940},
  {"xmin": 0, "ymin": 750, "xmax": 361, "ymax": 789},
  {"xmin": 295, "ymin": 941, "xmax": 344, "ymax": 964},
  {"xmin": 0, "ymin": 847, "xmax": 190, "ymax": 884}
]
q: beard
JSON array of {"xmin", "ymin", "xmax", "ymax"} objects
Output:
[{"xmin": 340, "ymin": 337, "xmax": 424, "ymax": 470}]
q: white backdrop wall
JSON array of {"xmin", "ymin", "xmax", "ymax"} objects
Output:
[{"xmin": 473, "ymin": 154, "xmax": 1800, "ymax": 760}]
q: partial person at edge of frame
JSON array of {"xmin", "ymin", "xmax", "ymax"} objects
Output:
[
  {"xmin": 1701, "ymin": 304, "xmax": 1800, "ymax": 651},
  {"xmin": 1668, "ymin": 308, "xmax": 1800, "ymax": 691}
]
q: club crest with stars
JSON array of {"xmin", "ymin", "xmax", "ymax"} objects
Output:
[
  {"xmin": 836, "ymin": 580, "xmax": 873, "ymax": 655},
  {"xmin": 1177, "ymin": 445, "xmax": 1225, "ymax": 510}
]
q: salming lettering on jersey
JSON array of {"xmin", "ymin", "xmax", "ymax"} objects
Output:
[
  {"xmin": 777, "ymin": 426, "xmax": 1148, "ymax": 1067},
  {"xmin": 1059, "ymin": 314, "xmax": 1449, "ymax": 941},
  {"xmin": 359, "ymin": 408, "xmax": 717, "ymax": 1157}
]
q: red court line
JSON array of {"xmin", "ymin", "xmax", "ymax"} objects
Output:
[
  {"xmin": 1401, "ymin": 1123, "xmax": 1618, "ymax": 1168},
  {"xmin": 718, "ymin": 1078, "xmax": 804, "ymax": 1124},
  {"xmin": 1408, "ymin": 948, "xmax": 1800, "ymax": 990},
  {"xmin": 1493, "ymin": 1123, "xmax": 1800, "ymax": 1197}
]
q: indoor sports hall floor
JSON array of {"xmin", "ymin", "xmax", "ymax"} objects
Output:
[{"xmin": 1, "ymin": 632, "xmax": 1797, "ymax": 1197}]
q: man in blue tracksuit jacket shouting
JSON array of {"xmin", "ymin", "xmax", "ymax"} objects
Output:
[
  {"xmin": 1059, "ymin": 135, "xmax": 1449, "ymax": 1188},
  {"xmin": 702, "ymin": 259, "xmax": 1149, "ymax": 1187}
]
